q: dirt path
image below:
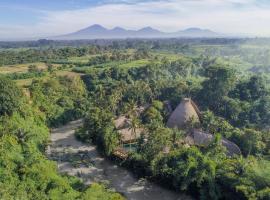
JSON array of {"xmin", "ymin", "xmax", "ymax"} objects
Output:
[{"xmin": 48, "ymin": 120, "xmax": 192, "ymax": 200}]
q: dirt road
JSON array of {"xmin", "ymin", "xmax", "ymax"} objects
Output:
[{"xmin": 48, "ymin": 120, "xmax": 192, "ymax": 200}]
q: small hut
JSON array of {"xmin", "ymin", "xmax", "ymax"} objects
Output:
[
  {"xmin": 167, "ymin": 98, "xmax": 200, "ymax": 129},
  {"xmin": 185, "ymin": 129, "xmax": 241, "ymax": 156},
  {"xmin": 114, "ymin": 115, "xmax": 144, "ymax": 144},
  {"xmin": 166, "ymin": 98, "xmax": 241, "ymax": 156}
]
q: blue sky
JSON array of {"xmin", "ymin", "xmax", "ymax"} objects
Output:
[{"xmin": 1, "ymin": 0, "xmax": 270, "ymax": 39}]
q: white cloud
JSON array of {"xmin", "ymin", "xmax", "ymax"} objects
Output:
[{"xmin": 2, "ymin": 0, "xmax": 270, "ymax": 39}]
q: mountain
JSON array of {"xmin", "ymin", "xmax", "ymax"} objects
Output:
[
  {"xmin": 110, "ymin": 27, "xmax": 127, "ymax": 33},
  {"xmin": 73, "ymin": 24, "xmax": 108, "ymax": 36},
  {"xmin": 136, "ymin": 27, "xmax": 163, "ymax": 36},
  {"xmin": 53, "ymin": 24, "xmax": 222, "ymax": 40},
  {"xmin": 64, "ymin": 24, "xmax": 113, "ymax": 39},
  {"xmin": 175, "ymin": 28, "xmax": 221, "ymax": 38}
]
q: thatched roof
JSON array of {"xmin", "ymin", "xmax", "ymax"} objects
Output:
[
  {"xmin": 114, "ymin": 115, "xmax": 144, "ymax": 143},
  {"xmin": 118, "ymin": 127, "xmax": 144, "ymax": 143},
  {"xmin": 167, "ymin": 98, "xmax": 200, "ymax": 129},
  {"xmin": 186, "ymin": 130, "xmax": 241, "ymax": 156},
  {"xmin": 114, "ymin": 116, "xmax": 130, "ymax": 130},
  {"xmin": 221, "ymin": 138, "xmax": 242, "ymax": 156}
]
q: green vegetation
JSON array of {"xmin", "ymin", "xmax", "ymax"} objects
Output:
[
  {"xmin": 0, "ymin": 77, "xmax": 124, "ymax": 199},
  {"xmin": 0, "ymin": 38, "xmax": 269, "ymax": 199},
  {"xmin": 78, "ymin": 60, "xmax": 269, "ymax": 199},
  {"xmin": 30, "ymin": 75, "xmax": 88, "ymax": 127},
  {"xmin": 74, "ymin": 41, "xmax": 269, "ymax": 199}
]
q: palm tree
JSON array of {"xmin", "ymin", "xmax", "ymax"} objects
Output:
[
  {"xmin": 109, "ymin": 89, "xmax": 123, "ymax": 114},
  {"xmin": 128, "ymin": 116, "xmax": 140, "ymax": 151},
  {"xmin": 126, "ymin": 100, "xmax": 137, "ymax": 117},
  {"xmin": 96, "ymin": 85, "xmax": 107, "ymax": 107}
]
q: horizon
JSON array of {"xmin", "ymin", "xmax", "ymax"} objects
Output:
[
  {"xmin": 74, "ymin": 24, "xmax": 213, "ymax": 32},
  {"xmin": 1, "ymin": 0, "xmax": 270, "ymax": 40},
  {"xmin": 0, "ymin": 24, "xmax": 228, "ymax": 42}
]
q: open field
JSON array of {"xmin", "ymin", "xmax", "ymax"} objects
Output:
[
  {"xmin": 15, "ymin": 78, "xmax": 35, "ymax": 87},
  {"xmin": 0, "ymin": 60, "xmax": 82, "ymax": 87},
  {"xmin": 68, "ymin": 55, "xmax": 99, "ymax": 63},
  {"xmin": 14, "ymin": 70, "xmax": 84, "ymax": 87},
  {"xmin": 1, "ymin": 46, "xmax": 269, "ymax": 90},
  {"xmin": 55, "ymin": 70, "xmax": 84, "ymax": 77},
  {"xmin": 0, "ymin": 62, "xmax": 49, "ymax": 74},
  {"xmin": 118, "ymin": 59, "xmax": 150, "ymax": 68}
]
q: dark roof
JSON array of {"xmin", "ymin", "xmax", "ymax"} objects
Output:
[{"xmin": 186, "ymin": 129, "xmax": 241, "ymax": 156}]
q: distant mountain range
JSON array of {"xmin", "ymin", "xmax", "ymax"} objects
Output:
[{"xmin": 52, "ymin": 24, "xmax": 223, "ymax": 40}]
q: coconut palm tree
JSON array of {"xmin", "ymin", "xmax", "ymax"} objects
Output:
[
  {"xmin": 126, "ymin": 100, "xmax": 137, "ymax": 117},
  {"xmin": 128, "ymin": 116, "xmax": 140, "ymax": 151},
  {"xmin": 109, "ymin": 89, "xmax": 123, "ymax": 114}
]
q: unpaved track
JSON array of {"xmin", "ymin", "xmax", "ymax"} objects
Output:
[{"xmin": 48, "ymin": 120, "xmax": 192, "ymax": 200}]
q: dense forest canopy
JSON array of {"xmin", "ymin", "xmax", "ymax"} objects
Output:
[
  {"xmin": 0, "ymin": 76, "xmax": 124, "ymax": 199},
  {"xmin": 0, "ymin": 38, "xmax": 269, "ymax": 200}
]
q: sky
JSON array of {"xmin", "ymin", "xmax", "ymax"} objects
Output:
[{"xmin": 1, "ymin": 0, "xmax": 270, "ymax": 40}]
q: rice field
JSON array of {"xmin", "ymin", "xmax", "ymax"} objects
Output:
[
  {"xmin": 0, "ymin": 62, "xmax": 48, "ymax": 74},
  {"xmin": 68, "ymin": 55, "xmax": 99, "ymax": 63},
  {"xmin": 55, "ymin": 70, "xmax": 84, "ymax": 77},
  {"xmin": 118, "ymin": 59, "xmax": 150, "ymax": 68},
  {"xmin": 0, "ymin": 61, "xmax": 82, "ymax": 87}
]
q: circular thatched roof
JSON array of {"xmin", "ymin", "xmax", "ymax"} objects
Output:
[{"xmin": 167, "ymin": 98, "xmax": 200, "ymax": 129}]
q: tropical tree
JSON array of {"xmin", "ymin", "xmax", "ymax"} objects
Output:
[
  {"xmin": 0, "ymin": 77, "xmax": 23, "ymax": 116},
  {"xmin": 198, "ymin": 64, "xmax": 236, "ymax": 112},
  {"xmin": 128, "ymin": 115, "xmax": 140, "ymax": 151}
]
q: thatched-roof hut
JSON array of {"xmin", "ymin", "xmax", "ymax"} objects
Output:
[
  {"xmin": 185, "ymin": 129, "xmax": 241, "ymax": 156},
  {"xmin": 167, "ymin": 98, "xmax": 200, "ymax": 129},
  {"xmin": 114, "ymin": 115, "xmax": 144, "ymax": 144},
  {"xmin": 166, "ymin": 98, "xmax": 240, "ymax": 156}
]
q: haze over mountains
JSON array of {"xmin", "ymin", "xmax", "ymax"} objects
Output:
[{"xmin": 53, "ymin": 24, "xmax": 223, "ymax": 40}]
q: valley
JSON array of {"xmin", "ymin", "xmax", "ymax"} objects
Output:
[
  {"xmin": 1, "ymin": 0, "xmax": 270, "ymax": 199},
  {"xmin": 0, "ymin": 38, "xmax": 269, "ymax": 200}
]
